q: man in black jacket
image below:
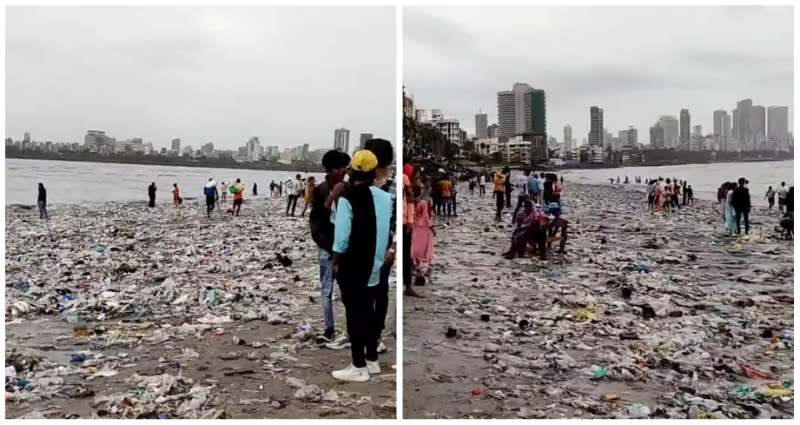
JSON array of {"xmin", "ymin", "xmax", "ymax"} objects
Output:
[
  {"xmin": 309, "ymin": 150, "xmax": 350, "ymax": 341},
  {"xmin": 731, "ymin": 177, "xmax": 751, "ymax": 235}
]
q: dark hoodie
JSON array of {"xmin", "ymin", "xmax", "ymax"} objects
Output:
[{"xmin": 336, "ymin": 183, "xmax": 376, "ymax": 289}]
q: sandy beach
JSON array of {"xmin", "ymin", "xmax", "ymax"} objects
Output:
[
  {"xmin": 403, "ymin": 181, "xmax": 793, "ymax": 419},
  {"xmin": 5, "ymin": 197, "xmax": 396, "ymax": 419}
]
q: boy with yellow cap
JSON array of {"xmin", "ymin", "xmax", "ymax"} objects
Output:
[{"xmin": 330, "ymin": 150, "xmax": 393, "ymax": 382}]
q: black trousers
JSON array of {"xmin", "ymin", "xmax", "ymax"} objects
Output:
[
  {"xmin": 512, "ymin": 195, "xmax": 528, "ymax": 222},
  {"xmin": 286, "ymin": 195, "xmax": 298, "ymax": 215},
  {"xmin": 403, "ymin": 228, "xmax": 412, "ymax": 288},
  {"xmin": 495, "ymin": 191, "xmax": 504, "ymax": 220},
  {"xmin": 339, "ymin": 282, "xmax": 380, "ymax": 368},
  {"xmin": 505, "ymin": 190, "xmax": 512, "ymax": 208},
  {"xmin": 206, "ymin": 196, "xmax": 215, "ymax": 216},
  {"xmin": 479, "ymin": 185, "xmax": 486, "ymax": 197},
  {"xmin": 374, "ymin": 268, "xmax": 390, "ymax": 342},
  {"xmin": 148, "ymin": 196, "xmax": 155, "ymax": 208},
  {"xmin": 735, "ymin": 209, "xmax": 750, "ymax": 234},
  {"xmin": 450, "ymin": 194, "xmax": 457, "ymax": 216}
]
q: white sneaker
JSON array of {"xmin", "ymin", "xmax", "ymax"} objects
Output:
[
  {"xmin": 377, "ymin": 340, "xmax": 387, "ymax": 354},
  {"xmin": 366, "ymin": 360, "xmax": 381, "ymax": 374},
  {"xmin": 325, "ymin": 335, "xmax": 351, "ymax": 350},
  {"xmin": 331, "ymin": 364, "xmax": 370, "ymax": 382}
]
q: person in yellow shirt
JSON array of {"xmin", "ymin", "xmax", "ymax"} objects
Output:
[{"xmin": 493, "ymin": 170, "xmax": 506, "ymax": 221}]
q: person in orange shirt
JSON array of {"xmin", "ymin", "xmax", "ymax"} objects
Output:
[
  {"xmin": 439, "ymin": 175, "xmax": 453, "ymax": 217},
  {"xmin": 493, "ymin": 171, "xmax": 506, "ymax": 221},
  {"xmin": 301, "ymin": 176, "xmax": 315, "ymax": 217}
]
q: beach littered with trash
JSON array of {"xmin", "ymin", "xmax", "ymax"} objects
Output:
[
  {"xmin": 5, "ymin": 196, "xmax": 396, "ymax": 419},
  {"xmin": 403, "ymin": 181, "xmax": 793, "ymax": 419}
]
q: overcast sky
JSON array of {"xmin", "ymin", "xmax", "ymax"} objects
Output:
[
  {"xmin": 404, "ymin": 6, "xmax": 793, "ymax": 144},
  {"xmin": 7, "ymin": 6, "xmax": 395, "ymax": 151}
]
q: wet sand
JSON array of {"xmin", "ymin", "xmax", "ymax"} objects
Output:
[
  {"xmin": 5, "ymin": 197, "xmax": 396, "ymax": 419},
  {"xmin": 403, "ymin": 182, "xmax": 793, "ymax": 419}
]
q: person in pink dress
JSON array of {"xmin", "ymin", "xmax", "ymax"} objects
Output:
[{"xmin": 411, "ymin": 185, "xmax": 435, "ymax": 285}]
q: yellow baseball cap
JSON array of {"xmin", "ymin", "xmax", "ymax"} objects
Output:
[{"xmin": 349, "ymin": 150, "xmax": 378, "ymax": 172}]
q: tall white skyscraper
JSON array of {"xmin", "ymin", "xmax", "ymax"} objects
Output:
[
  {"xmin": 563, "ymin": 125, "xmax": 572, "ymax": 150},
  {"xmin": 497, "ymin": 91, "xmax": 515, "ymax": 137},
  {"xmin": 334, "ymin": 128, "xmax": 350, "ymax": 153},
  {"xmin": 512, "ymin": 82, "xmax": 534, "ymax": 135},
  {"xmin": 657, "ymin": 116, "xmax": 679, "ymax": 148}
]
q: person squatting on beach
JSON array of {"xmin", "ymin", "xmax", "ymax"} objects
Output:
[
  {"xmin": 37, "ymin": 183, "xmax": 49, "ymax": 220},
  {"xmin": 204, "ymin": 178, "xmax": 219, "ymax": 218},
  {"xmin": 147, "ymin": 182, "xmax": 157, "ymax": 208},
  {"xmin": 310, "ymin": 150, "xmax": 350, "ymax": 342},
  {"xmin": 330, "ymin": 150, "xmax": 392, "ymax": 382}
]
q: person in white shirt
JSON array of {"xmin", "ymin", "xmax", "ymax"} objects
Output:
[
  {"xmin": 511, "ymin": 170, "xmax": 532, "ymax": 223},
  {"xmin": 478, "ymin": 174, "xmax": 486, "ymax": 197},
  {"xmin": 778, "ymin": 181, "xmax": 788, "ymax": 213},
  {"xmin": 286, "ymin": 174, "xmax": 304, "ymax": 216}
]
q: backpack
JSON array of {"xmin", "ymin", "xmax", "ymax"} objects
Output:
[{"xmin": 203, "ymin": 186, "xmax": 213, "ymax": 197}]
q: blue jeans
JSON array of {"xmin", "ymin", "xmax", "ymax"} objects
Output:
[
  {"xmin": 38, "ymin": 201, "xmax": 49, "ymax": 220},
  {"xmin": 318, "ymin": 248, "xmax": 335, "ymax": 330}
]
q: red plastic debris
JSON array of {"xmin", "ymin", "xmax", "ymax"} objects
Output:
[
  {"xmin": 471, "ymin": 388, "xmax": 483, "ymax": 396},
  {"xmin": 741, "ymin": 364, "xmax": 771, "ymax": 380}
]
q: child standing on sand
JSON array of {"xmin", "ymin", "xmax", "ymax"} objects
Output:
[{"xmin": 411, "ymin": 185, "xmax": 434, "ymax": 284}]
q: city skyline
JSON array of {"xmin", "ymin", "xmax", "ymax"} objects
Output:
[
  {"xmin": 404, "ymin": 6, "xmax": 793, "ymax": 144},
  {"xmin": 6, "ymin": 6, "xmax": 395, "ymax": 151}
]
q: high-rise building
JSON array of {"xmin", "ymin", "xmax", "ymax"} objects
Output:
[
  {"xmin": 736, "ymin": 99, "xmax": 752, "ymax": 148},
  {"xmin": 767, "ymin": 106, "xmax": 789, "ymax": 144},
  {"xmin": 713, "ymin": 110, "xmax": 727, "ymax": 137},
  {"xmin": 513, "ymin": 83, "xmax": 534, "ymax": 134},
  {"xmin": 430, "ymin": 109, "xmax": 443, "ymax": 121},
  {"xmin": 656, "ymin": 116, "xmax": 679, "ymax": 148},
  {"xmin": 523, "ymin": 89, "xmax": 546, "ymax": 136},
  {"xmin": 732, "ymin": 108, "xmax": 739, "ymax": 142},
  {"xmin": 617, "ymin": 130, "xmax": 628, "ymax": 149},
  {"xmin": 750, "ymin": 105, "xmax": 766, "ymax": 149},
  {"xmin": 563, "ymin": 125, "xmax": 572, "ymax": 150},
  {"xmin": 497, "ymin": 90, "xmax": 515, "ymax": 137},
  {"xmin": 171, "ymin": 138, "xmax": 181, "ymax": 151},
  {"xmin": 475, "ymin": 112, "xmax": 488, "ymax": 138},
  {"xmin": 334, "ymin": 128, "xmax": 350, "ymax": 152},
  {"xmin": 626, "ymin": 126, "xmax": 637, "ymax": 147},
  {"xmin": 23, "ymin": 132, "xmax": 31, "ymax": 143},
  {"xmin": 415, "ymin": 109, "xmax": 427, "ymax": 122},
  {"xmin": 679, "ymin": 109, "xmax": 691, "ymax": 149},
  {"xmin": 201, "ymin": 142, "xmax": 214, "ymax": 153},
  {"xmin": 722, "ymin": 113, "xmax": 732, "ymax": 151},
  {"xmin": 359, "ymin": 133, "xmax": 373, "ymax": 150},
  {"xmin": 650, "ymin": 124, "xmax": 665, "ymax": 148},
  {"xmin": 487, "ymin": 123, "xmax": 499, "ymax": 139},
  {"xmin": 589, "ymin": 106, "xmax": 604, "ymax": 147},
  {"xmin": 246, "ymin": 137, "xmax": 262, "ymax": 161}
]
